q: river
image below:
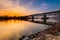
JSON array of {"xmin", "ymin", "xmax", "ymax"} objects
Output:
[{"xmin": 0, "ymin": 20, "xmax": 50, "ymax": 40}]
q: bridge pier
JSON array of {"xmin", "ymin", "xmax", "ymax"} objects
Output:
[
  {"xmin": 32, "ymin": 16, "xmax": 34, "ymax": 22},
  {"xmin": 41, "ymin": 14, "xmax": 48, "ymax": 24},
  {"xmin": 43, "ymin": 14, "xmax": 47, "ymax": 24}
]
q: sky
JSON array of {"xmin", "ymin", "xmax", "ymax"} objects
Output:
[{"xmin": 0, "ymin": 0, "xmax": 60, "ymax": 16}]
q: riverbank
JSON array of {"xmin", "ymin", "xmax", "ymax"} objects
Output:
[
  {"xmin": 19, "ymin": 22, "xmax": 60, "ymax": 40},
  {"xmin": 32, "ymin": 22, "xmax": 60, "ymax": 40}
]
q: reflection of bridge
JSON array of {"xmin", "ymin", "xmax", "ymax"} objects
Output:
[{"xmin": 23, "ymin": 10, "xmax": 60, "ymax": 25}]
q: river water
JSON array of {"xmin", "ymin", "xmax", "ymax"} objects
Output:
[{"xmin": 0, "ymin": 20, "xmax": 50, "ymax": 40}]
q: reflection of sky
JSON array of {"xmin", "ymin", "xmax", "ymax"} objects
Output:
[
  {"xmin": 0, "ymin": 20, "xmax": 50, "ymax": 40},
  {"xmin": 0, "ymin": 0, "xmax": 60, "ymax": 15}
]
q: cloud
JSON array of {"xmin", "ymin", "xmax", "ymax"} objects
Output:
[
  {"xmin": 34, "ymin": 3, "xmax": 48, "ymax": 12},
  {"xmin": 0, "ymin": 0, "xmax": 43, "ymax": 16},
  {"xmin": 0, "ymin": 0, "xmax": 49, "ymax": 16},
  {"xmin": 27, "ymin": 0, "xmax": 35, "ymax": 6}
]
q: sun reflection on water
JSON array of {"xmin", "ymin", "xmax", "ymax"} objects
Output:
[{"xmin": 0, "ymin": 20, "xmax": 50, "ymax": 40}]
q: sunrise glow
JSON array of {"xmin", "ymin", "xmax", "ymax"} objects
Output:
[{"xmin": 0, "ymin": 0, "xmax": 60, "ymax": 16}]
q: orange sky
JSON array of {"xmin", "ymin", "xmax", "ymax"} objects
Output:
[
  {"xmin": 0, "ymin": 0, "xmax": 43, "ymax": 16},
  {"xmin": 0, "ymin": 9, "xmax": 41, "ymax": 16},
  {"xmin": 0, "ymin": 10, "xmax": 26, "ymax": 16}
]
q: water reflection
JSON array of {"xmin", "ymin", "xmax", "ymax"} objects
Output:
[{"xmin": 0, "ymin": 20, "xmax": 50, "ymax": 40}]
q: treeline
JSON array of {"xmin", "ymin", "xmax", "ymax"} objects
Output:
[{"xmin": 0, "ymin": 16, "xmax": 28, "ymax": 20}]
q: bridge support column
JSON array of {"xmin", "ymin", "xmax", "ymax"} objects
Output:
[
  {"xmin": 58, "ymin": 12, "xmax": 60, "ymax": 22},
  {"xmin": 43, "ymin": 14, "xmax": 47, "ymax": 24},
  {"xmin": 32, "ymin": 16, "xmax": 34, "ymax": 22}
]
